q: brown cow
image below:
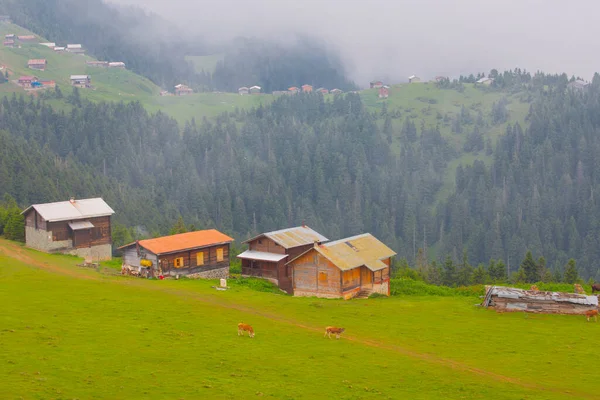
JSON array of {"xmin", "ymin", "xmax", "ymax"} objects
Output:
[
  {"xmin": 237, "ymin": 323, "xmax": 255, "ymax": 338},
  {"xmin": 324, "ymin": 326, "xmax": 345, "ymax": 339},
  {"xmin": 592, "ymin": 284, "xmax": 600, "ymax": 294},
  {"xmin": 574, "ymin": 284, "xmax": 585, "ymax": 294},
  {"xmin": 530, "ymin": 285, "xmax": 539, "ymax": 291},
  {"xmin": 585, "ymin": 310, "xmax": 598, "ymax": 322}
]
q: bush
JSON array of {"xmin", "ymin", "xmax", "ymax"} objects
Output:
[
  {"xmin": 390, "ymin": 278, "xmax": 485, "ymax": 297},
  {"xmin": 228, "ymin": 277, "xmax": 284, "ymax": 294}
]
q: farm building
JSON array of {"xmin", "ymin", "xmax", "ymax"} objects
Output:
[
  {"xmin": 237, "ymin": 225, "xmax": 329, "ymax": 293},
  {"xmin": 330, "ymin": 88, "xmax": 343, "ymax": 94},
  {"xmin": 54, "ymin": 46, "xmax": 65, "ymax": 52},
  {"xmin": 21, "ymin": 197, "xmax": 115, "ymax": 261},
  {"xmin": 40, "ymin": 80, "xmax": 56, "ymax": 88},
  {"xmin": 316, "ymin": 87, "xmax": 329, "ymax": 94},
  {"xmin": 238, "ymin": 86, "xmax": 249, "ymax": 95},
  {"xmin": 288, "ymin": 86, "xmax": 300, "ymax": 94},
  {"xmin": 249, "ymin": 85, "xmax": 261, "ymax": 94},
  {"xmin": 370, "ymin": 80, "xmax": 384, "ymax": 89},
  {"xmin": 27, "ymin": 59, "xmax": 47, "ymax": 71},
  {"xmin": 302, "ymin": 84, "xmax": 313, "ymax": 93},
  {"xmin": 378, "ymin": 86, "xmax": 389, "ymax": 98},
  {"xmin": 17, "ymin": 75, "xmax": 38, "ymax": 88},
  {"xmin": 287, "ymin": 233, "xmax": 395, "ymax": 299},
  {"xmin": 118, "ymin": 229, "xmax": 234, "ymax": 279},
  {"xmin": 3, "ymin": 39, "xmax": 14, "ymax": 47},
  {"xmin": 175, "ymin": 84, "xmax": 193, "ymax": 96},
  {"xmin": 39, "ymin": 42, "xmax": 56, "ymax": 48},
  {"xmin": 482, "ymin": 286, "xmax": 599, "ymax": 315},
  {"xmin": 66, "ymin": 44, "xmax": 85, "ymax": 54},
  {"xmin": 108, "ymin": 62, "xmax": 126, "ymax": 69},
  {"xmin": 17, "ymin": 35, "xmax": 36, "ymax": 42},
  {"xmin": 408, "ymin": 75, "xmax": 421, "ymax": 83},
  {"xmin": 476, "ymin": 77, "xmax": 494, "ymax": 86},
  {"xmin": 86, "ymin": 61, "xmax": 109, "ymax": 67},
  {"xmin": 70, "ymin": 75, "xmax": 91, "ymax": 88}
]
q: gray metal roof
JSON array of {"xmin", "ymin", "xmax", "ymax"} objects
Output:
[
  {"xmin": 237, "ymin": 250, "xmax": 288, "ymax": 262},
  {"xmin": 243, "ymin": 226, "xmax": 329, "ymax": 249},
  {"xmin": 68, "ymin": 221, "xmax": 95, "ymax": 230},
  {"xmin": 483, "ymin": 286, "xmax": 598, "ymax": 307},
  {"xmin": 22, "ymin": 198, "xmax": 115, "ymax": 222},
  {"xmin": 70, "ymin": 75, "xmax": 90, "ymax": 80}
]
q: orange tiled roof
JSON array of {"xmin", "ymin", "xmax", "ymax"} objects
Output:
[{"xmin": 138, "ymin": 229, "xmax": 234, "ymax": 255}]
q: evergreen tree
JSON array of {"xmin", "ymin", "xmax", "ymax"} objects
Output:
[
  {"xmin": 564, "ymin": 259, "xmax": 579, "ymax": 284},
  {"xmin": 519, "ymin": 251, "xmax": 538, "ymax": 283}
]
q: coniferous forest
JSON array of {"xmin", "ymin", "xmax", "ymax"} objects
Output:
[{"xmin": 1, "ymin": 72, "xmax": 600, "ymax": 282}]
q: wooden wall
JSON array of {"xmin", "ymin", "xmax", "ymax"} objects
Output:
[
  {"xmin": 24, "ymin": 209, "xmax": 47, "ymax": 230},
  {"xmin": 342, "ymin": 268, "xmax": 360, "ymax": 291},
  {"xmin": 291, "ymin": 250, "xmax": 341, "ymax": 295},
  {"xmin": 26, "ymin": 214, "xmax": 111, "ymax": 248},
  {"xmin": 248, "ymin": 237, "xmax": 285, "ymax": 254},
  {"xmin": 159, "ymin": 244, "xmax": 230, "ymax": 274}
]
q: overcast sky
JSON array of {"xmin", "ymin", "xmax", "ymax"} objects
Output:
[{"xmin": 108, "ymin": 0, "xmax": 600, "ymax": 86}]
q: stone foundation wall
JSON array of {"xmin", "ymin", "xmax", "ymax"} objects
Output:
[
  {"xmin": 184, "ymin": 266, "xmax": 229, "ymax": 280},
  {"xmin": 65, "ymin": 244, "xmax": 112, "ymax": 261},
  {"xmin": 342, "ymin": 287, "xmax": 361, "ymax": 300},
  {"xmin": 372, "ymin": 280, "xmax": 390, "ymax": 296},
  {"xmin": 25, "ymin": 226, "xmax": 71, "ymax": 252},
  {"xmin": 293, "ymin": 290, "xmax": 342, "ymax": 299}
]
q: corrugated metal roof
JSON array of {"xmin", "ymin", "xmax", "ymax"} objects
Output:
[
  {"xmin": 237, "ymin": 250, "xmax": 288, "ymax": 262},
  {"xmin": 294, "ymin": 233, "xmax": 396, "ymax": 271},
  {"xmin": 28, "ymin": 59, "xmax": 46, "ymax": 64},
  {"xmin": 70, "ymin": 75, "xmax": 90, "ymax": 80},
  {"xmin": 132, "ymin": 229, "xmax": 234, "ymax": 255},
  {"xmin": 484, "ymin": 286, "xmax": 599, "ymax": 306},
  {"xmin": 68, "ymin": 221, "xmax": 95, "ymax": 230},
  {"xmin": 67, "ymin": 44, "xmax": 82, "ymax": 48},
  {"xmin": 21, "ymin": 198, "xmax": 115, "ymax": 222},
  {"xmin": 243, "ymin": 226, "xmax": 329, "ymax": 249}
]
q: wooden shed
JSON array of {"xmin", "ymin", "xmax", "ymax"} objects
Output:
[
  {"xmin": 119, "ymin": 229, "xmax": 233, "ymax": 279},
  {"xmin": 287, "ymin": 233, "xmax": 396, "ymax": 299},
  {"xmin": 482, "ymin": 286, "xmax": 599, "ymax": 314},
  {"xmin": 237, "ymin": 225, "xmax": 329, "ymax": 293},
  {"xmin": 21, "ymin": 197, "xmax": 115, "ymax": 260}
]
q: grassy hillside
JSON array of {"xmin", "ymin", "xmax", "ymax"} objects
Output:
[{"xmin": 1, "ymin": 239, "xmax": 597, "ymax": 399}]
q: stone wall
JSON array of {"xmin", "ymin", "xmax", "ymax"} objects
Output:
[
  {"xmin": 372, "ymin": 280, "xmax": 390, "ymax": 296},
  {"xmin": 293, "ymin": 290, "xmax": 342, "ymax": 299},
  {"xmin": 65, "ymin": 244, "xmax": 112, "ymax": 261},
  {"xmin": 185, "ymin": 266, "xmax": 229, "ymax": 280},
  {"xmin": 25, "ymin": 226, "xmax": 71, "ymax": 252}
]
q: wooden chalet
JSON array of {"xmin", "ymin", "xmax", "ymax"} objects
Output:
[
  {"xmin": 238, "ymin": 86, "xmax": 249, "ymax": 95},
  {"xmin": 108, "ymin": 62, "xmax": 126, "ymax": 69},
  {"xmin": 27, "ymin": 59, "xmax": 47, "ymax": 71},
  {"xmin": 476, "ymin": 77, "xmax": 494, "ymax": 86},
  {"xmin": 316, "ymin": 87, "xmax": 329, "ymax": 94},
  {"xmin": 17, "ymin": 35, "xmax": 36, "ymax": 42},
  {"xmin": 287, "ymin": 233, "xmax": 396, "ymax": 299},
  {"xmin": 301, "ymin": 84, "xmax": 313, "ymax": 93},
  {"xmin": 237, "ymin": 225, "xmax": 329, "ymax": 293},
  {"xmin": 330, "ymin": 88, "xmax": 343, "ymax": 95},
  {"xmin": 408, "ymin": 75, "xmax": 421, "ymax": 83},
  {"xmin": 3, "ymin": 39, "xmax": 14, "ymax": 47},
  {"xmin": 378, "ymin": 86, "xmax": 389, "ymax": 98},
  {"xmin": 66, "ymin": 44, "xmax": 85, "ymax": 54},
  {"xmin": 370, "ymin": 80, "xmax": 384, "ymax": 89},
  {"xmin": 39, "ymin": 42, "xmax": 56, "ymax": 48},
  {"xmin": 70, "ymin": 75, "xmax": 91, "ymax": 88},
  {"xmin": 18, "ymin": 75, "xmax": 38, "ymax": 88},
  {"xmin": 249, "ymin": 85, "xmax": 261, "ymax": 94},
  {"xmin": 175, "ymin": 84, "xmax": 193, "ymax": 96},
  {"xmin": 86, "ymin": 61, "xmax": 109, "ymax": 68},
  {"xmin": 119, "ymin": 229, "xmax": 234, "ymax": 279},
  {"xmin": 288, "ymin": 86, "xmax": 300, "ymax": 94},
  {"xmin": 21, "ymin": 197, "xmax": 115, "ymax": 260}
]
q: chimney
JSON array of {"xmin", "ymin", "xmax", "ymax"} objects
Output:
[
  {"xmin": 302, "ymin": 220, "xmax": 306, "ymax": 228},
  {"xmin": 69, "ymin": 197, "xmax": 75, "ymax": 204}
]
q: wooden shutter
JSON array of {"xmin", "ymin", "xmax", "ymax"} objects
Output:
[
  {"xmin": 196, "ymin": 252, "xmax": 204, "ymax": 266},
  {"xmin": 216, "ymin": 248, "xmax": 224, "ymax": 262}
]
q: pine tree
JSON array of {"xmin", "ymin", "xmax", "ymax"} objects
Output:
[
  {"xmin": 563, "ymin": 259, "xmax": 579, "ymax": 284},
  {"xmin": 4, "ymin": 211, "xmax": 24, "ymax": 242},
  {"xmin": 170, "ymin": 217, "xmax": 188, "ymax": 235},
  {"xmin": 520, "ymin": 251, "xmax": 538, "ymax": 283}
]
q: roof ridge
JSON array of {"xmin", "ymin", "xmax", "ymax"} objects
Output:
[{"xmin": 324, "ymin": 233, "xmax": 371, "ymax": 247}]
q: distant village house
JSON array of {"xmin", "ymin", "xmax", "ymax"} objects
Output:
[
  {"xmin": 17, "ymin": 35, "xmax": 36, "ymax": 42},
  {"xmin": 39, "ymin": 42, "xmax": 56, "ymax": 48},
  {"xmin": 175, "ymin": 84, "xmax": 193, "ymax": 96},
  {"xmin": 238, "ymin": 86, "xmax": 249, "ymax": 95},
  {"xmin": 288, "ymin": 86, "xmax": 300, "ymax": 94},
  {"xmin": 568, "ymin": 80, "xmax": 589, "ymax": 91},
  {"xmin": 27, "ymin": 59, "xmax": 47, "ymax": 71},
  {"xmin": 108, "ymin": 62, "xmax": 126, "ymax": 69},
  {"xmin": 316, "ymin": 87, "xmax": 329, "ymax": 94},
  {"xmin": 330, "ymin": 88, "xmax": 343, "ymax": 95},
  {"xmin": 378, "ymin": 85, "xmax": 389, "ymax": 98},
  {"xmin": 18, "ymin": 75, "xmax": 38, "ymax": 88},
  {"xmin": 119, "ymin": 229, "xmax": 234, "ymax": 279},
  {"xmin": 5, "ymin": 33, "xmax": 15, "ymax": 39},
  {"xmin": 21, "ymin": 197, "xmax": 115, "ymax": 261},
  {"xmin": 302, "ymin": 84, "xmax": 313, "ymax": 93},
  {"xmin": 370, "ymin": 80, "xmax": 384, "ymax": 89},
  {"xmin": 249, "ymin": 85, "xmax": 261, "ymax": 94},
  {"xmin": 54, "ymin": 46, "xmax": 66, "ymax": 52},
  {"xmin": 3, "ymin": 39, "xmax": 14, "ymax": 47},
  {"xmin": 476, "ymin": 77, "xmax": 494, "ymax": 86},
  {"xmin": 408, "ymin": 75, "xmax": 421, "ymax": 83},
  {"xmin": 66, "ymin": 44, "xmax": 85, "ymax": 54},
  {"xmin": 272, "ymin": 90, "xmax": 287, "ymax": 96},
  {"xmin": 86, "ymin": 61, "xmax": 109, "ymax": 68},
  {"xmin": 70, "ymin": 75, "xmax": 91, "ymax": 88},
  {"xmin": 40, "ymin": 80, "xmax": 56, "ymax": 88}
]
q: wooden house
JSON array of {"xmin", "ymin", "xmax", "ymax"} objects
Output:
[
  {"xmin": 27, "ymin": 59, "xmax": 47, "ymax": 71},
  {"xmin": 378, "ymin": 86, "xmax": 389, "ymax": 98},
  {"xmin": 330, "ymin": 88, "xmax": 343, "ymax": 95},
  {"xmin": 18, "ymin": 75, "xmax": 38, "ymax": 88},
  {"xmin": 238, "ymin": 86, "xmax": 249, "ymax": 95},
  {"xmin": 108, "ymin": 62, "xmax": 126, "ymax": 69},
  {"xmin": 237, "ymin": 225, "xmax": 329, "ymax": 293},
  {"xmin": 21, "ymin": 197, "xmax": 115, "ymax": 260},
  {"xmin": 316, "ymin": 87, "xmax": 329, "ymax": 94},
  {"xmin": 249, "ymin": 85, "xmax": 261, "ymax": 94},
  {"xmin": 370, "ymin": 80, "xmax": 384, "ymax": 89},
  {"xmin": 476, "ymin": 77, "xmax": 494, "ymax": 86},
  {"xmin": 5, "ymin": 34, "xmax": 15, "ymax": 39},
  {"xmin": 17, "ymin": 35, "xmax": 36, "ymax": 42},
  {"xmin": 408, "ymin": 75, "xmax": 421, "ymax": 83},
  {"xmin": 119, "ymin": 229, "xmax": 234, "ymax": 279},
  {"xmin": 86, "ymin": 61, "xmax": 109, "ymax": 68},
  {"xmin": 54, "ymin": 46, "xmax": 65, "ymax": 52},
  {"xmin": 40, "ymin": 80, "xmax": 56, "ymax": 88},
  {"xmin": 287, "ymin": 233, "xmax": 396, "ymax": 299},
  {"xmin": 70, "ymin": 75, "xmax": 91, "ymax": 88},
  {"xmin": 482, "ymin": 286, "xmax": 598, "ymax": 315},
  {"xmin": 288, "ymin": 86, "xmax": 300, "ymax": 94},
  {"xmin": 301, "ymin": 84, "xmax": 313, "ymax": 93},
  {"xmin": 66, "ymin": 44, "xmax": 85, "ymax": 54},
  {"xmin": 3, "ymin": 39, "xmax": 14, "ymax": 48},
  {"xmin": 175, "ymin": 84, "xmax": 193, "ymax": 96},
  {"xmin": 39, "ymin": 42, "xmax": 56, "ymax": 48}
]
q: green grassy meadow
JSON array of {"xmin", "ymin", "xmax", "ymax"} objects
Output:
[{"xmin": 1, "ymin": 239, "xmax": 598, "ymax": 399}]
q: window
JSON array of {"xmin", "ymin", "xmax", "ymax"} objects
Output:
[
  {"xmin": 319, "ymin": 271, "xmax": 328, "ymax": 281},
  {"xmin": 174, "ymin": 257, "xmax": 184, "ymax": 268},
  {"xmin": 216, "ymin": 248, "xmax": 224, "ymax": 262},
  {"xmin": 258, "ymin": 239, "xmax": 262, "ymax": 244},
  {"xmin": 196, "ymin": 252, "xmax": 204, "ymax": 266}
]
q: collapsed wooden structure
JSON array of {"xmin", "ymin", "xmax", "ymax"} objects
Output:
[{"xmin": 482, "ymin": 286, "xmax": 599, "ymax": 315}]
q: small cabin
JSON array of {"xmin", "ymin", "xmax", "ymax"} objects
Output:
[
  {"xmin": 70, "ymin": 75, "xmax": 91, "ymax": 88},
  {"xmin": 108, "ymin": 62, "xmax": 126, "ymax": 69},
  {"xmin": 370, "ymin": 80, "xmax": 384, "ymax": 89},
  {"xmin": 39, "ymin": 42, "xmax": 56, "ymax": 48},
  {"xmin": 287, "ymin": 233, "xmax": 396, "ymax": 299},
  {"xmin": 288, "ymin": 86, "xmax": 300, "ymax": 94},
  {"xmin": 3, "ymin": 39, "xmax": 14, "ymax": 47},
  {"xmin": 17, "ymin": 35, "xmax": 36, "ymax": 42},
  {"xmin": 378, "ymin": 86, "xmax": 389, "ymax": 98},
  {"xmin": 476, "ymin": 77, "xmax": 494, "ymax": 86},
  {"xmin": 249, "ymin": 85, "xmax": 261, "ymax": 94},
  {"xmin": 175, "ymin": 84, "xmax": 193, "ymax": 96},
  {"xmin": 238, "ymin": 86, "xmax": 249, "ymax": 95},
  {"xmin": 27, "ymin": 59, "xmax": 47, "ymax": 71},
  {"xmin": 21, "ymin": 197, "xmax": 115, "ymax": 260},
  {"xmin": 408, "ymin": 75, "xmax": 421, "ymax": 83},
  {"xmin": 119, "ymin": 229, "xmax": 234, "ymax": 279},
  {"xmin": 237, "ymin": 225, "xmax": 329, "ymax": 293},
  {"xmin": 330, "ymin": 88, "xmax": 343, "ymax": 95},
  {"xmin": 86, "ymin": 61, "xmax": 109, "ymax": 68},
  {"xmin": 301, "ymin": 84, "xmax": 313, "ymax": 93},
  {"xmin": 316, "ymin": 87, "xmax": 329, "ymax": 94},
  {"xmin": 66, "ymin": 44, "xmax": 85, "ymax": 54},
  {"xmin": 18, "ymin": 75, "xmax": 38, "ymax": 88}
]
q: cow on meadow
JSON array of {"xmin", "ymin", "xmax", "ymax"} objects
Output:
[
  {"xmin": 324, "ymin": 326, "xmax": 345, "ymax": 339},
  {"xmin": 592, "ymin": 284, "xmax": 600, "ymax": 294},
  {"xmin": 238, "ymin": 323, "xmax": 255, "ymax": 338},
  {"xmin": 530, "ymin": 285, "xmax": 539, "ymax": 291},
  {"xmin": 585, "ymin": 309, "xmax": 598, "ymax": 322}
]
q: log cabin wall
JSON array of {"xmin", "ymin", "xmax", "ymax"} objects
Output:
[
  {"xmin": 158, "ymin": 244, "xmax": 230, "ymax": 276},
  {"xmin": 292, "ymin": 250, "xmax": 342, "ymax": 298},
  {"xmin": 248, "ymin": 237, "xmax": 286, "ymax": 254}
]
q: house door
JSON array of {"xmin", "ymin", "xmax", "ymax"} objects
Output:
[{"xmin": 360, "ymin": 266, "xmax": 373, "ymax": 289}]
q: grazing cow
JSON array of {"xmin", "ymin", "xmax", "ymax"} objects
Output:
[
  {"xmin": 324, "ymin": 326, "xmax": 345, "ymax": 339},
  {"xmin": 574, "ymin": 284, "xmax": 585, "ymax": 294},
  {"xmin": 530, "ymin": 285, "xmax": 539, "ymax": 291},
  {"xmin": 592, "ymin": 284, "xmax": 600, "ymax": 294},
  {"xmin": 585, "ymin": 309, "xmax": 598, "ymax": 322},
  {"xmin": 238, "ymin": 323, "xmax": 255, "ymax": 338}
]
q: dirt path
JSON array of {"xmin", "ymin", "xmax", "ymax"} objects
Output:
[{"xmin": 0, "ymin": 240, "xmax": 593, "ymax": 399}]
